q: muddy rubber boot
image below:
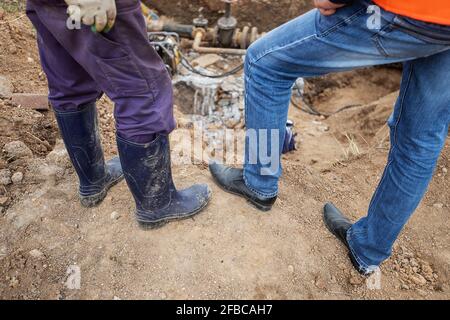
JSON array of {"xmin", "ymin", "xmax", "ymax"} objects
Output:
[
  {"xmin": 209, "ymin": 162, "xmax": 277, "ymax": 212},
  {"xmin": 54, "ymin": 102, "xmax": 124, "ymax": 208},
  {"xmin": 323, "ymin": 202, "xmax": 371, "ymax": 275},
  {"xmin": 116, "ymin": 134, "xmax": 212, "ymax": 229}
]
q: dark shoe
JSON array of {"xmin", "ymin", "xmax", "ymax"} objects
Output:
[
  {"xmin": 117, "ymin": 134, "xmax": 211, "ymax": 229},
  {"xmin": 323, "ymin": 202, "xmax": 372, "ymax": 276},
  {"xmin": 209, "ymin": 162, "xmax": 277, "ymax": 212},
  {"xmin": 54, "ymin": 102, "xmax": 124, "ymax": 208}
]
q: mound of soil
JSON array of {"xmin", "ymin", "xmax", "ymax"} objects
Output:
[
  {"xmin": 0, "ymin": 7, "xmax": 47, "ymax": 94},
  {"xmin": 0, "ymin": 98, "xmax": 58, "ymax": 213}
]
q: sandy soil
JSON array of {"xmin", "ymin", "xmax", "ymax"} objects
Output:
[
  {"xmin": 143, "ymin": 0, "xmax": 314, "ymax": 32},
  {"xmin": 0, "ymin": 6, "xmax": 448, "ymax": 300}
]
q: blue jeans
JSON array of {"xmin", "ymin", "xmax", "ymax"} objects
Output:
[{"xmin": 244, "ymin": 1, "xmax": 450, "ymax": 272}]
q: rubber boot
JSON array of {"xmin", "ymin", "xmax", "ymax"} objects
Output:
[
  {"xmin": 116, "ymin": 134, "xmax": 212, "ymax": 229},
  {"xmin": 54, "ymin": 102, "xmax": 123, "ymax": 207}
]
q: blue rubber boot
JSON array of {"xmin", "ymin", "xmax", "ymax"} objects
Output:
[
  {"xmin": 116, "ymin": 134, "xmax": 212, "ymax": 229},
  {"xmin": 54, "ymin": 102, "xmax": 124, "ymax": 207}
]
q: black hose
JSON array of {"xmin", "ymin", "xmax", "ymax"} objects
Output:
[{"xmin": 291, "ymin": 96, "xmax": 363, "ymax": 118}]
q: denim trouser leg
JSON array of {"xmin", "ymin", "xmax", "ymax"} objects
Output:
[
  {"xmin": 243, "ymin": 2, "xmax": 450, "ymax": 269},
  {"xmin": 348, "ymin": 51, "xmax": 450, "ymax": 271},
  {"xmin": 244, "ymin": 2, "xmax": 450, "ymax": 197}
]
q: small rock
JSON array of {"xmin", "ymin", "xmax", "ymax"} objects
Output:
[
  {"xmin": 0, "ymin": 196, "xmax": 9, "ymax": 206},
  {"xmin": 11, "ymin": 93, "xmax": 50, "ymax": 111},
  {"xmin": 9, "ymin": 276, "xmax": 19, "ymax": 288},
  {"xmin": 409, "ymin": 258, "xmax": 419, "ymax": 267},
  {"xmin": 442, "ymin": 167, "xmax": 448, "ymax": 174},
  {"xmin": 409, "ymin": 274, "xmax": 427, "ymax": 286},
  {"xmin": 218, "ymin": 98, "xmax": 231, "ymax": 107},
  {"xmin": 421, "ymin": 264, "xmax": 433, "ymax": 276},
  {"xmin": 0, "ymin": 244, "xmax": 7, "ymax": 258},
  {"xmin": 160, "ymin": 292, "xmax": 167, "ymax": 299},
  {"xmin": 416, "ymin": 289, "xmax": 428, "ymax": 297},
  {"xmin": 3, "ymin": 141, "xmax": 33, "ymax": 160},
  {"xmin": 46, "ymin": 140, "xmax": 71, "ymax": 169},
  {"xmin": 314, "ymin": 275, "xmax": 327, "ymax": 290},
  {"xmin": 0, "ymin": 169, "xmax": 12, "ymax": 185},
  {"xmin": 29, "ymin": 249, "xmax": 45, "ymax": 260},
  {"xmin": 435, "ymin": 282, "xmax": 447, "ymax": 292},
  {"xmin": 9, "ymin": 46, "xmax": 18, "ymax": 55},
  {"xmin": 0, "ymin": 75, "xmax": 13, "ymax": 98},
  {"xmin": 11, "ymin": 172, "xmax": 24, "ymax": 184},
  {"xmin": 287, "ymin": 265, "xmax": 294, "ymax": 273},
  {"xmin": 113, "ymin": 296, "xmax": 121, "ymax": 300},
  {"xmin": 433, "ymin": 203, "xmax": 444, "ymax": 209},
  {"xmin": 329, "ymin": 275, "xmax": 337, "ymax": 284},
  {"xmin": 349, "ymin": 276, "xmax": 363, "ymax": 286},
  {"xmin": 110, "ymin": 211, "xmax": 121, "ymax": 220},
  {"xmin": 176, "ymin": 117, "xmax": 194, "ymax": 129},
  {"xmin": 401, "ymin": 284, "xmax": 410, "ymax": 290},
  {"xmin": 27, "ymin": 57, "xmax": 34, "ymax": 64},
  {"xmin": 317, "ymin": 125, "xmax": 330, "ymax": 132}
]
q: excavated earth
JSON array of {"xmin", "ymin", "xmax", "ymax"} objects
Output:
[
  {"xmin": 143, "ymin": 0, "xmax": 314, "ymax": 32},
  {"xmin": 0, "ymin": 3, "xmax": 449, "ymax": 300}
]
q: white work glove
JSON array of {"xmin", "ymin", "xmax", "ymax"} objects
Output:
[{"xmin": 66, "ymin": 0, "xmax": 117, "ymax": 32}]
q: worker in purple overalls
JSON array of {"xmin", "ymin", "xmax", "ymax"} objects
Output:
[{"xmin": 27, "ymin": 0, "xmax": 211, "ymax": 228}]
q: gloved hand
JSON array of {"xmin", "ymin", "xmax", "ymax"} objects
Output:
[{"xmin": 66, "ymin": 0, "xmax": 117, "ymax": 33}]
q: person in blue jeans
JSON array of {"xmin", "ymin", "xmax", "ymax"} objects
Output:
[{"xmin": 209, "ymin": 0, "xmax": 450, "ymax": 275}]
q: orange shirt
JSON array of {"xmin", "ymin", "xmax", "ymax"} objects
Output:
[{"xmin": 373, "ymin": 0, "xmax": 450, "ymax": 26}]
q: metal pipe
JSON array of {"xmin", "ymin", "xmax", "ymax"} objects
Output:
[
  {"xmin": 162, "ymin": 23, "xmax": 195, "ymax": 38},
  {"xmin": 192, "ymin": 30, "xmax": 246, "ymax": 55},
  {"xmin": 148, "ymin": 20, "xmax": 195, "ymax": 38},
  {"xmin": 224, "ymin": 0, "xmax": 232, "ymax": 18}
]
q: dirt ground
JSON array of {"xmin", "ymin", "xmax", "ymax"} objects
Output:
[
  {"xmin": 0, "ymin": 4, "xmax": 449, "ymax": 300},
  {"xmin": 143, "ymin": 0, "xmax": 313, "ymax": 32}
]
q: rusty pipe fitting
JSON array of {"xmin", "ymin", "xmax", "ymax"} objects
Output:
[{"xmin": 192, "ymin": 29, "xmax": 247, "ymax": 55}]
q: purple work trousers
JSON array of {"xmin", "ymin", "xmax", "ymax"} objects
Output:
[{"xmin": 26, "ymin": 0, "xmax": 175, "ymax": 143}]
